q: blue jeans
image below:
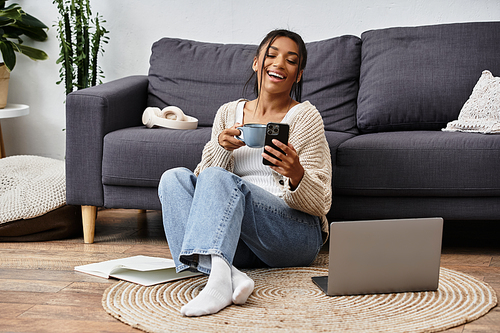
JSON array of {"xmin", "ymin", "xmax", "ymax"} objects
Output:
[{"xmin": 158, "ymin": 167, "xmax": 323, "ymax": 274}]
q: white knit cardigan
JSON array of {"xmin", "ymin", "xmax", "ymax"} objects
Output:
[{"xmin": 194, "ymin": 99, "xmax": 332, "ymax": 238}]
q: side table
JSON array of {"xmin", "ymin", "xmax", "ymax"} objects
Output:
[{"xmin": 0, "ymin": 104, "xmax": 29, "ymax": 158}]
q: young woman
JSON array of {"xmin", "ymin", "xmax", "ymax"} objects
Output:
[{"xmin": 158, "ymin": 29, "xmax": 332, "ymax": 317}]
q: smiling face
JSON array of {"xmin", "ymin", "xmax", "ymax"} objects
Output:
[{"xmin": 252, "ymin": 36, "xmax": 303, "ymax": 98}]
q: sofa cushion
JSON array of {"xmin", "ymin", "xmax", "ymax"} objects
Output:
[
  {"xmin": 334, "ymin": 131, "xmax": 500, "ymax": 197},
  {"xmin": 302, "ymin": 36, "xmax": 361, "ymax": 134},
  {"xmin": 148, "ymin": 38, "xmax": 256, "ymax": 127},
  {"xmin": 148, "ymin": 35, "xmax": 362, "ymax": 133},
  {"xmin": 1, "ymin": 155, "xmax": 66, "ymax": 223},
  {"xmin": 102, "ymin": 126, "xmax": 212, "ymax": 187},
  {"xmin": 357, "ymin": 22, "xmax": 500, "ymax": 133}
]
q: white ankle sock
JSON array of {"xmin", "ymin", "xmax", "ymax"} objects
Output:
[
  {"xmin": 181, "ymin": 254, "xmax": 233, "ymax": 317},
  {"xmin": 231, "ymin": 266, "xmax": 254, "ymax": 304}
]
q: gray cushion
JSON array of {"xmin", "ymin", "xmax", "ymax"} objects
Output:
[
  {"xmin": 148, "ymin": 38, "xmax": 256, "ymax": 126},
  {"xmin": 102, "ymin": 126, "xmax": 212, "ymax": 187},
  {"xmin": 357, "ymin": 22, "xmax": 500, "ymax": 133},
  {"xmin": 334, "ymin": 131, "xmax": 500, "ymax": 196},
  {"xmin": 147, "ymin": 36, "xmax": 362, "ymax": 133},
  {"xmin": 324, "ymin": 130, "xmax": 357, "ymax": 170},
  {"xmin": 302, "ymin": 36, "xmax": 361, "ymax": 133}
]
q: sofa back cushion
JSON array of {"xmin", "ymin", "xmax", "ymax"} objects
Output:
[
  {"xmin": 357, "ymin": 22, "xmax": 500, "ymax": 133},
  {"xmin": 148, "ymin": 38, "xmax": 256, "ymax": 127},
  {"xmin": 303, "ymin": 36, "xmax": 361, "ymax": 133},
  {"xmin": 148, "ymin": 35, "xmax": 361, "ymax": 132}
]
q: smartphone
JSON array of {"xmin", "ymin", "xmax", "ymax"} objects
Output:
[{"xmin": 263, "ymin": 122, "xmax": 290, "ymax": 166}]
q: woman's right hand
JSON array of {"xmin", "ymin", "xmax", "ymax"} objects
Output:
[{"xmin": 218, "ymin": 123, "xmax": 246, "ymax": 151}]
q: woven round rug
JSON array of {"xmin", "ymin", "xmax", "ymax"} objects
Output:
[{"xmin": 102, "ymin": 267, "xmax": 497, "ymax": 333}]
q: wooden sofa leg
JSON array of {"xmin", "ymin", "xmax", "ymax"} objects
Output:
[{"xmin": 82, "ymin": 205, "xmax": 97, "ymax": 244}]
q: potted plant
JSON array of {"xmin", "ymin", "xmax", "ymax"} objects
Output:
[
  {"xmin": 53, "ymin": 0, "xmax": 109, "ymax": 95},
  {"xmin": 0, "ymin": 1, "xmax": 48, "ymax": 108}
]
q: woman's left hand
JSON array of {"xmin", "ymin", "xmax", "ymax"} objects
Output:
[{"xmin": 262, "ymin": 140, "xmax": 304, "ymax": 190}]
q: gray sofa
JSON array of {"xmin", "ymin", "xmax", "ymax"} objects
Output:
[{"xmin": 66, "ymin": 22, "xmax": 500, "ymax": 243}]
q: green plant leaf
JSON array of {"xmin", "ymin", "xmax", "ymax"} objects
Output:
[
  {"xmin": 0, "ymin": 15, "xmax": 14, "ymax": 26},
  {"xmin": 0, "ymin": 6, "xmax": 22, "ymax": 21},
  {"xmin": 2, "ymin": 3, "xmax": 20, "ymax": 11},
  {"xmin": 0, "ymin": 40, "xmax": 15, "ymax": 71},
  {"xmin": 13, "ymin": 43, "xmax": 48, "ymax": 61},
  {"xmin": 17, "ymin": 12, "xmax": 48, "ymax": 29},
  {"xmin": 13, "ymin": 23, "xmax": 48, "ymax": 41},
  {"xmin": 0, "ymin": 2, "xmax": 49, "ymax": 71},
  {"xmin": 2, "ymin": 27, "xmax": 23, "ymax": 41}
]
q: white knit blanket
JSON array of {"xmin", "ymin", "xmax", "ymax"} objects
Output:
[
  {"xmin": 0, "ymin": 155, "xmax": 66, "ymax": 224},
  {"xmin": 443, "ymin": 70, "xmax": 500, "ymax": 134}
]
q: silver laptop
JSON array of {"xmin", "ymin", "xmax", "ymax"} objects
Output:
[{"xmin": 312, "ymin": 217, "xmax": 443, "ymax": 296}]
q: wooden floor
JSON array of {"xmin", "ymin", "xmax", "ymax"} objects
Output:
[{"xmin": 0, "ymin": 209, "xmax": 498, "ymax": 333}]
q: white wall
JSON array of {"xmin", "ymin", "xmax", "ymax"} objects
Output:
[{"xmin": 2, "ymin": 0, "xmax": 499, "ymax": 160}]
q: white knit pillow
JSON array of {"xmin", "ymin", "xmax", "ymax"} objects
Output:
[
  {"xmin": 443, "ymin": 70, "xmax": 500, "ymax": 133},
  {"xmin": 0, "ymin": 155, "xmax": 66, "ymax": 224}
]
